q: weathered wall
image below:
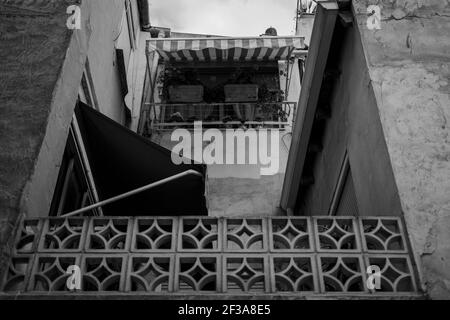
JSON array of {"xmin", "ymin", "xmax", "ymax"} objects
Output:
[
  {"xmin": 0, "ymin": 0, "xmax": 83, "ymax": 276},
  {"xmin": 18, "ymin": 0, "xmax": 126, "ymax": 220},
  {"xmin": 207, "ymin": 174, "xmax": 286, "ymax": 217},
  {"xmin": 85, "ymin": 0, "xmax": 125, "ymax": 124},
  {"xmin": 117, "ymin": 0, "xmax": 149, "ymax": 130},
  {"xmin": 144, "ymin": 49, "xmax": 299, "ymax": 217},
  {"xmin": 296, "ymin": 13, "xmax": 315, "ymax": 45},
  {"xmin": 0, "ymin": 0, "xmax": 130, "ymax": 278},
  {"xmin": 279, "ymin": 59, "xmax": 302, "ymax": 116},
  {"xmin": 299, "ymin": 15, "xmax": 403, "ymax": 218},
  {"xmin": 206, "ymin": 132, "xmax": 290, "ymax": 217},
  {"xmin": 152, "ymin": 130, "xmax": 290, "ymax": 217},
  {"xmin": 353, "ymin": 0, "xmax": 450, "ymax": 299},
  {"xmin": 129, "ymin": 28, "xmax": 150, "ymax": 132}
]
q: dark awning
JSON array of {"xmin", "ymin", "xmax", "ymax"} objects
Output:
[{"xmin": 75, "ymin": 102, "xmax": 207, "ymax": 216}]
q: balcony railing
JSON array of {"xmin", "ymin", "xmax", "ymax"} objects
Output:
[
  {"xmin": 139, "ymin": 102, "xmax": 296, "ymax": 136},
  {"xmin": 0, "ymin": 216, "xmax": 421, "ymax": 298}
]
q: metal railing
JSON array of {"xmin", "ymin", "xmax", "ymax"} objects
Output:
[
  {"xmin": 139, "ymin": 102, "xmax": 297, "ymax": 135},
  {"xmin": 1, "ymin": 216, "xmax": 421, "ymax": 297},
  {"xmin": 59, "ymin": 170, "xmax": 203, "ymax": 218}
]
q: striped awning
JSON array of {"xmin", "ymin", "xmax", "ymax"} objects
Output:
[{"xmin": 146, "ymin": 36, "xmax": 305, "ymax": 62}]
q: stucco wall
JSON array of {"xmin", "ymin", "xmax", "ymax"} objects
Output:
[
  {"xmin": 21, "ymin": 0, "xmax": 127, "ymax": 220},
  {"xmin": 296, "ymin": 14, "xmax": 315, "ymax": 45},
  {"xmin": 300, "ymin": 15, "xmax": 403, "ymax": 218},
  {"xmin": 207, "ymin": 132, "xmax": 290, "ymax": 217},
  {"xmin": 129, "ymin": 30, "xmax": 150, "ymax": 132},
  {"xmin": 0, "ymin": 0, "xmax": 132, "ymax": 277},
  {"xmin": 145, "ymin": 54, "xmax": 300, "ymax": 217},
  {"xmin": 151, "ymin": 130, "xmax": 290, "ymax": 217},
  {"xmin": 86, "ymin": 0, "xmax": 126, "ymax": 124},
  {"xmin": 0, "ymin": 0, "xmax": 83, "ymax": 276},
  {"xmin": 279, "ymin": 59, "xmax": 302, "ymax": 118},
  {"xmin": 353, "ymin": 0, "xmax": 450, "ymax": 299},
  {"xmin": 118, "ymin": 0, "xmax": 151, "ymax": 131}
]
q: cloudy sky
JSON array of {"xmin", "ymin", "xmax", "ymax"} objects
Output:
[{"xmin": 148, "ymin": 0, "xmax": 299, "ymax": 36}]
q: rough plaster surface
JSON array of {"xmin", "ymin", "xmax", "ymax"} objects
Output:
[
  {"xmin": 296, "ymin": 14, "xmax": 315, "ymax": 45},
  {"xmin": 130, "ymin": 31, "xmax": 150, "ymax": 132},
  {"xmin": 354, "ymin": 0, "xmax": 450, "ymax": 299},
  {"xmin": 207, "ymin": 174, "xmax": 286, "ymax": 217},
  {"xmin": 85, "ymin": 0, "xmax": 126, "ymax": 124},
  {"xmin": 153, "ymin": 131, "xmax": 290, "ymax": 216},
  {"xmin": 0, "ymin": 0, "xmax": 74, "ymax": 216},
  {"xmin": 207, "ymin": 133, "xmax": 290, "ymax": 217},
  {"xmin": 0, "ymin": 0, "xmax": 79, "ymax": 276},
  {"xmin": 0, "ymin": 0, "xmax": 128, "ymax": 281}
]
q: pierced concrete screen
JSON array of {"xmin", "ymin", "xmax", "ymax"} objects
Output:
[{"xmin": 1, "ymin": 216, "xmax": 419, "ymax": 296}]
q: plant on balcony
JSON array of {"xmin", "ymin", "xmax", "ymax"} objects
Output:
[
  {"xmin": 158, "ymin": 67, "xmax": 203, "ymax": 101},
  {"xmin": 157, "ymin": 66, "xmax": 288, "ymax": 122},
  {"xmin": 257, "ymin": 84, "xmax": 288, "ymax": 122}
]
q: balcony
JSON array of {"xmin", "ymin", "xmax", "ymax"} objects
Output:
[
  {"xmin": 0, "ymin": 216, "xmax": 422, "ymax": 299},
  {"xmin": 139, "ymin": 102, "xmax": 296, "ymax": 136}
]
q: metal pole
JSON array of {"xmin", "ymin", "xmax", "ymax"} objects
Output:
[
  {"xmin": 59, "ymin": 169, "xmax": 203, "ymax": 218},
  {"xmin": 71, "ymin": 116, "xmax": 103, "ymax": 216}
]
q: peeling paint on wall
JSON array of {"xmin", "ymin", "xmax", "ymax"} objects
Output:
[{"xmin": 354, "ymin": 0, "xmax": 450, "ymax": 299}]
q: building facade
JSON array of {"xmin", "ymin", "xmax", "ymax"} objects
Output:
[
  {"xmin": 283, "ymin": 0, "xmax": 450, "ymax": 299},
  {"xmin": 0, "ymin": 0, "xmax": 448, "ymax": 299},
  {"xmin": 139, "ymin": 30, "xmax": 305, "ymax": 217},
  {"xmin": 0, "ymin": 0, "xmax": 151, "ymax": 282}
]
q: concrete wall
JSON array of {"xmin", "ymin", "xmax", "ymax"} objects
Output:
[
  {"xmin": 117, "ymin": 0, "xmax": 151, "ymax": 132},
  {"xmin": 86, "ymin": 0, "xmax": 126, "ymax": 124},
  {"xmin": 296, "ymin": 14, "xmax": 315, "ymax": 45},
  {"xmin": 352, "ymin": 0, "xmax": 450, "ymax": 299},
  {"xmin": 152, "ymin": 129, "xmax": 290, "ymax": 217},
  {"xmin": 279, "ymin": 59, "xmax": 302, "ymax": 118},
  {"xmin": 0, "ymin": 0, "xmax": 87, "ymax": 276},
  {"xmin": 207, "ymin": 133, "xmax": 290, "ymax": 217},
  {"xmin": 77, "ymin": 0, "xmax": 147, "ymax": 129},
  {"xmin": 129, "ymin": 30, "xmax": 150, "ymax": 132},
  {"xmin": 299, "ymin": 15, "xmax": 403, "ymax": 218},
  {"xmin": 144, "ymin": 48, "xmax": 301, "ymax": 217},
  {"xmin": 23, "ymin": 0, "xmax": 128, "ymax": 220},
  {"xmin": 0, "ymin": 0, "xmax": 142, "ymax": 277}
]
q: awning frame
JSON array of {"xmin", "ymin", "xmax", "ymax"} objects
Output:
[{"xmin": 146, "ymin": 36, "xmax": 307, "ymax": 62}]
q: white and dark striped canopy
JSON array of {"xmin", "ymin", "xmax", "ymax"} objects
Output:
[{"xmin": 147, "ymin": 36, "xmax": 305, "ymax": 62}]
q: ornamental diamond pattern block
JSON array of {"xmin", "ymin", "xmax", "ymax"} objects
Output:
[{"xmin": 1, "ymin": 216, "xmax": 420, "ymax": 296}]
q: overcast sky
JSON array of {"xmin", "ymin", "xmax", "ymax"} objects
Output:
[{"xmin": 148, "ymin": 0, "xmax": 299, "ymax": 36}]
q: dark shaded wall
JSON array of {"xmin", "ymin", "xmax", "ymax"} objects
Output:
[{"xmin": 298, "ymin": 19, "xmax": 403, "ymax": 217}]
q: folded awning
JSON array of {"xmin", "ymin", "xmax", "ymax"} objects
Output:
[
  {"xmin": 147, "ymin": 36, "xmax": 306, "ymax": 62},
  {"xmin": 75, "ymin": 102, "xmax": 207, "ymax": 216}
]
